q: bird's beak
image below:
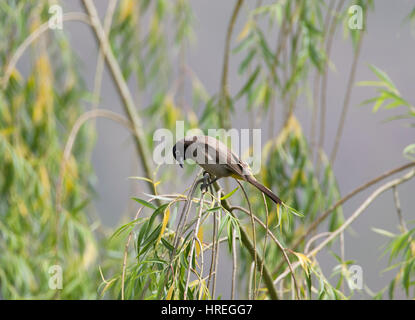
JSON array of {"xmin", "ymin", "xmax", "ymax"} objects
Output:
[{"xmin": 179, "ymin": 163, "xmax": 183, "ymax": 168}]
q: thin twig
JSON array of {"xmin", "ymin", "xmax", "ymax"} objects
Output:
[
  {"xmin": 235, "ymin": 180, "xmax": 257, "ymax": 298},
  {"xmin": 55, "ymin": 109, "xmax": 133, "ymax": 260},
  {"xmin": 195, "ymin": 236, "xmax": 205, "ymax": 299},
  {"xmin": 207, "ymin": 206, "xmax": 218, "ymax": 292},
  {"xmin": 172, "ymin": 172, "xmax": 203, "ymax": 257},
  {"xmin": 184, "ymin": 190, "xmax": 206, "ymax": 299},
  {"xmin": 276, "ymin": 161, "xmax": 415, "ymax": 273},
  {"xmin": 91, "ymin": 0, "xmax": 118, "ymax": 114},
  {"xmin": 219, "ymin": 0, "xmax": 244, "ymax": 129},
  {"xmin": 231, "ymin": 228, "xmax": 237, "ymax": 300},
  {"xmin": 330, "ymin": 19, "xmax": 365, "ymax": 163},
  {"xmin": 392, "ymin": 186, "xmax": 407, "ymax": 233},
  {"xmin": 231, "ymin": 205, "xmax": 300, "ymax": 299},
  {"xmin": 81, "ymin": 0, "xmax": 157, "ymax": 200},
  {"xmin": 304, "ymin": 232, "xmax": 331, "ymax": 254},
  {"xmin": 248, "ymin": 261, "xmax": 255, "ymax": 300},
  {"xmin": 316, "ymin": 0, "xmax": 346, "ymax": 174},
  {"xmin": 121, "ymin": 203, "xmax": 149, "ymax": 300},
  {"xmin": 1, "ymin": 12, "xmax": 91, "ymax": 89},
  {"xmin": 310, "ymin": 0, "xmax": 335, "ymax": 156},
  {"xmin": 210, "ymin": 190, "xmax": 221, "ymax": 298},
  {"xmin": 213, "ymin": 180, "xmax": 279, "ymax": 300},
  {"xmin": 256, "ymin": 193, "xmax": 269, "ymax": 296},
  {"xmin": 274, "ymin": 169, "xmax": 415, "ymax": 285}
]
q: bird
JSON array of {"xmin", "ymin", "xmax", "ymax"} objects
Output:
[{"xmin": 172, "ymin": 135, "xmax": 282, "ymax": 205}]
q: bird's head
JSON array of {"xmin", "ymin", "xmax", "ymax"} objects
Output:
[{"xmin": 172, "ymin": 136, "xmax": 198, "ymax": 168}]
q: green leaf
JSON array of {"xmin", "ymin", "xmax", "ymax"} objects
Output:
[
  {"xmin": 372, "ymin": 228, "xmax": 396, "ymax": 238},
  {"xmin": 235, "ymin": 66, "xmax": 261, "ymax": 100},
  {"xmin": 368, "ymin": 64, "xmax": 398, "ymax": 93},
  {"xmin": 402, "ymin": 257, "xmax": 415, "ymax": 296},
  {"xmin": 403, "ymin": 144, "xmax": 415, "ymax": 160},
  {"xmin": 220, "ymin": 187, "xmax": 239, "ymax": 200},
  {"xmin": 132, "ymin": 197, "xmax": 157, "ymax": 210},
  {"xmin": 283, "ymin": 203, "xmax": 304, "ymax": 218}
]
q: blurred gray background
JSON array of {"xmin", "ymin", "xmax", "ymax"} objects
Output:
[{"xmin": 51, "ymin": 0, "xmax": 414, "ymax": 299}]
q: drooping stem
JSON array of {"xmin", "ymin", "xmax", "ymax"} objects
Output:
[
  {"xmin": 274, "ymin": 169, "xmax": 415, "ymax": 285},
  {"xmin": 219, "ymin": 0, "xmax": 244, "ymax": 129},
  {"xmin": 273, "ymin": 161, "xmax": 415, "ymax": 275},
  {"xmin": 316, "ymin": 0, "xmax": 346, "ymax": 173},
  {"xmin": 81, "ymin": 0, "xmax": 157, "ymax": 200},
  {"xmin": 213, "ymin": 182, "xmax": 279, "ymax": 300},
  {"xmin": 330, "ymin": 26, "xmax": 365, "ymax": 164}
]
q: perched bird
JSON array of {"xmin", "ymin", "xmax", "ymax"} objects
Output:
[{"xmin": 172, "ymin": 135, "xmax": 282, "ymax": 205}]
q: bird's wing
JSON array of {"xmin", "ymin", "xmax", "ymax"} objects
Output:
[{"xmin": 203, "ymin": 136, "xmax": 253, "ymax": 179}]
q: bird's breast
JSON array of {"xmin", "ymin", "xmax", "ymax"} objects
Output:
[{"xmin": 199, "ymin": 163, "xmax": 232, "ymax": 178}]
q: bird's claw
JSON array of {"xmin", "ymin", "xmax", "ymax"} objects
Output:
[{"xmin": 201, "ymin": 172, "xmax": 211, "ymax": 193}]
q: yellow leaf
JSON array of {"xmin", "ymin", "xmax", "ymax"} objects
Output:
[
  {"xmin": 188, "ymin": 110, "xmax": 199, "ymax": 128},
  {"xmin": 276, "ymin": 114, "xmax": 302, "ymax": 146},
  {"xmin": 157, "ymin": 207, "xmax": 171, "ymax": 244},
  {"xmin": 33, "ymin": 55, "xmax": 53, "ymax": 124},
  {"xmin": 39, "ymin": 165, "xmax": 51, "ymax": 197},
  {"xmin": 10, "ymin": 69, "xmax": 23, "ymax": 83},
  {"xmin": 17, "ymin": 202, "xmax": 28, "ymax": 217},
  {"xmin": 292, "ymin": 251, "xmax": 312, "ymax": 276},
  {"xmin": 198, "ymin": 279, "xmax": 207, "ymax": 300},
  {"xmin": 410, "ymin": 241, "xmax": 415, "ymax": 256},
  {"xmin": 196, "ymin": 226, "xmax": 204, "ymax": 257},
  {"xmin": 0, "ymin": 127, "xmax": 14, "ymax": 136},
  {"xmin": 164, "ymin": 96, "xmax": 181, "ymax": 128},
  {"xmin": 237, "ymin": 20, "xmax": 253, "ymax": 42},
  {"xmin": 276, "ymin": 203, "xmax": 282, "ymax": 233},
  {"xmin": 166, "ymin": 285, "xmax": 174, "ymax": 300},
  {"xmin": 82, "ymin": 240, "xmax": 98, "ymax": 269},
  {"xmin": 119, "ymin": 0, "xmax": 135, "ymax": 21},
  {"xmin": 189, "ymin": 279, "xmax": 199, "ymax": 288}
]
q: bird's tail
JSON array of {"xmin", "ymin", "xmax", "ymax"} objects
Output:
[{"xmin": 246, "ymin": 176, "xmax": 282, "ymax": 205}]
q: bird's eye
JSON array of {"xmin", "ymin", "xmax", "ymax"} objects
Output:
[{"xmin": 193, "ymin": 149, "xmax": 197, "ymax": 157}]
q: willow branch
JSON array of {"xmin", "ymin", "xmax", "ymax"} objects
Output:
[
  {"xmin": 213, "ymin": 182, "xmax": 279, "ymax": 300},
  {"xmin": 295, "ymin": 162, "xmax": 414, "ymax": 251},
  {"xmin": 310, "ymin": 0, "xmax": 335, "ymax": 155},
  {"xmin": 91, "ymin": 0, "xmax": 118, "ymax": 113},
  {"xmin": 231, "ymin": 205, "xmax": 300, "ymax": 299},
  {"xmin": 272, "ymin": 161, "xmax": 415, "ymax": 275},
  {"xmin": 330, "ymin": 17, "xmax": 365, "ymax": 164},
  {"xmin": 235, "ymin": 180, "xmax": 257, "ymax": 297},
  {"xmin": 392, "ymin": 186, "xmax": 407, "ymax": 233},
  {"xmin": 81, "ymin": 0, "xmax": 157, "ymax": 199},
  {"xmin": 317, "ymin": 0, "xmax": 346, "ymax": 172},
  {"xmin": 219, "ymin": 0, "xmax": 244, "ymax": 128},
  {"xmin": 274, "ymin": 169, "xmax": 415, "ymax": 285},
  {"xmin": 231, "ymin": 228, "xmax": 237, "ymax": 300},
  {"xmin": 184, "ymin": 190, "xmax": 206, "ymax": 300},
  {"xmin": 1, "ymin": 12, "xmax": 91, "ymax": 89},
  {"xmin": 55, "ymin": 109, "xmax": 133, "ymax": 262}
]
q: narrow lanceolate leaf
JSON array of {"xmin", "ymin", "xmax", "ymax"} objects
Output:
[
  {"xmin": 132, "ymin": 197, "xmax": 157, "ymax": 210},
  {"xmin": 283, "ymin": 203, "xmax": 304, "ymax": 218},
  {"xmin": 368, "ymin": 64, "xmax": 399, "ymax": 94},
  {"xmin": 402, "ymin": 257, "xmax": 415, "ymax": 297},
  {"xmin": 237, "ymin": 20, "xmax": 253, "ymax": 42},
  {"xmin": 156, "ymin": 207, "xmax": 171, "ymax": 244},
  {"xmin": 372, "ymin": 227, "xmax": 396, "ymax": 238},
  {"xmin": 166, "ymin": 285, "xmax": 174, "ymax": 300},
  {"xmin": 235, "ymin": 66, "xmax": 261, "ymax": 100},
  {"xmin": 196, "ymin": 226, "xmax": 204, "ymax": 257},
  {"xmin": 220, "ymin": 187, "xmax": 239, "ymax": 200},
  {"xmin": 292, "ymin": 251, "xmax": 312, "ymax": 276}
]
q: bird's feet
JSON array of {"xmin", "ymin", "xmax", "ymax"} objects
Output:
[
  {"xmin": 201, "ymin": 171, "xmax": 211, "ymax": 193},
  {"xmin": 201, "ymin": 171, "xmax": 219, "ymax": 193}
]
